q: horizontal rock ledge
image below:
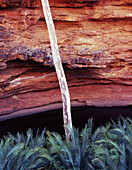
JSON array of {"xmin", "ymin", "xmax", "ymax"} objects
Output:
[
  {"xmin": 0, "ymin": 100, "xmax": 86, "ymax": 121},
  {"xmin": 0, "ymin": 59, "xmax": 132, "ymax": 118}
]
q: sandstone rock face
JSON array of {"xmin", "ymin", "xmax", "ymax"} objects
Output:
[{"xmin": 0, "ymin": 0, "xmax": 132, "ymax": 120}]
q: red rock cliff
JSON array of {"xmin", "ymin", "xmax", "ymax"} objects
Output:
[{"xmin": 0, "ymin": 0, "xmax": 132, "ymax": 120}]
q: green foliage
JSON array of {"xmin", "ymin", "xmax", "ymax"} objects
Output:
[
  {"xmin": 0, "ymin": 117, "xmax": 132, "ymax": 170},
  {"xmin": 45, "ymin": 119, "xmax": 101, "ymax": 170},
  {"xmin": 0, "ymin": 128, "xmax": 48, "ymax": 170},
  {"xmin": 94, "ymin": 117, "xmax": 132, "ymax": 170}
]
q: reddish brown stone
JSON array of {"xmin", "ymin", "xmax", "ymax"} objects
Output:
[{"xmin": 0, "ymin": 0, "xmax": 132, "ymax": 119}]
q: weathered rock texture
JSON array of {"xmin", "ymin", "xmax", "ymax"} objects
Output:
[{"xmin": 0, "ymin": 0, "xmax": 132, "ymax": 120}]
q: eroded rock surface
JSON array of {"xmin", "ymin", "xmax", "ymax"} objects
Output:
[{"xmin": 0, "ymin": 0, "xmax": 132, "ymax": 119}]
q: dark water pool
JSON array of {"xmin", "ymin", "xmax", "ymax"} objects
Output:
[{"xmin": 0, "ymin": 106, "xmax": 132, "ymax": 137}]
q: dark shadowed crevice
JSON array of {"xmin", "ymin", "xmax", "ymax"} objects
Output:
[{"xmin": 0, "ymin": 106, "xmax": 132, "ymax": 138}]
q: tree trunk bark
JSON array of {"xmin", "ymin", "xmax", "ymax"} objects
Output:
[{"xmin": 41, "ymin": 0, "xmax": 73, "ymax": 139}]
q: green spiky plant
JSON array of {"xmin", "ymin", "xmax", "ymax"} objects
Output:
[
  {"xmin": 0, "ymin": 128, "xmax": 49, "ymax": 170},
  {"xmin": 0, "ymin": 117, "xmax": 132, "ymax": 170},
  {"xmin": 93, "ymin": 117, "xmax": 132, "ymax": 170},
  {"xmin": 45, "ymin": 119, "xmax": 96, "ymax": 169}
]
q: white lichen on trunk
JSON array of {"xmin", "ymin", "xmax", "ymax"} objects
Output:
[{"xmin": 41, "ymin": 0, "xmax": 73, "ymax": 139}]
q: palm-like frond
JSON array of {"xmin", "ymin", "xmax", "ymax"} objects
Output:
[
  {"xmin": 93, "ymin": 117, "xmax": 132, "ymax": 170},
  {"xmin": 0, "ymin": 128, "xmax": 48, "ymax": 170},
  {"xmin": 0, "ymin": 117, "xmax": 132, "ymax": 170},
  {"xmin": 46, "ymin": 119, "xmax": 102, "ymax": 170}
]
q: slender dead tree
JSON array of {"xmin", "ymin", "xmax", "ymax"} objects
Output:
[{"xmin": 41, "ymin": 0, "xmax": 73, "ymax": 139}]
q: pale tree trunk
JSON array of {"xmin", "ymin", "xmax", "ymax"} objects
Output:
[{"xmin": 41, "ymin": 0, "xmax": 73, "ymax": 139}]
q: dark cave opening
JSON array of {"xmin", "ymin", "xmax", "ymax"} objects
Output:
[{"xmin": 0, "ymin": 106, "xmax": 132, "ymax": 138}]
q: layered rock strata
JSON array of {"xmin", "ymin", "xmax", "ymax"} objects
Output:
[{"xmin": 0, "ymin": 0, "xmax": 132, "ymax": 119}]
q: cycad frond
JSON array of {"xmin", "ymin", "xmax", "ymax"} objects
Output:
[{"xmin": 0, "ymin": 117, "xmax": 132, "ymax": 170}]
